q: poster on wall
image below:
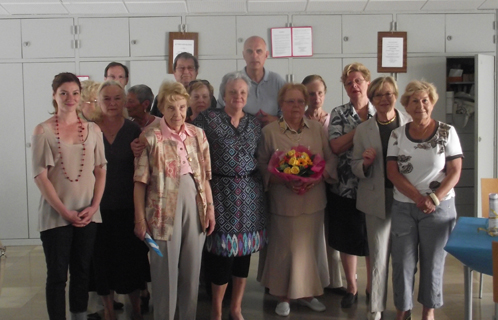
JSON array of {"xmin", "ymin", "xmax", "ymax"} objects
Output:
[
  {"xmin": 377, "ymin": 31, "xmax": 407, "ymax": 73},
  {"xmin": 271, "ymin": 26, "xmax": 312, "ymax": 58},
  {"xmin": 168, "ymin": 32, "xmax": 199, "ymax": 74}
]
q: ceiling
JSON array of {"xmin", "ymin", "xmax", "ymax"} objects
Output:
[{"xmin": 0, "ymin": 0, "xmax": 496, "ymax": 16}]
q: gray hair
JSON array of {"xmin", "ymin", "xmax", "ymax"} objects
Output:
[
  {"xmin": 219, "ymin": 71, "xmax": 251, "ymax": 99},
  {"xmin": 128, "ymin": 84, "xmax": 154, "ymax": 105}
]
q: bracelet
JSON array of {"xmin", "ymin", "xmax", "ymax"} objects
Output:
[
  {"xmin": 207, "ymin": 202, "xmax": 214, "ymax": 207},
  {"xmin": 429, "ymin": 193, "xmax": 440, "ymax": 206}
]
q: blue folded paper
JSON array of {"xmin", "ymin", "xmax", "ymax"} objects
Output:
[{"xmin": 145, "ymin": 233, "xmax": 163, "ymax": 257}]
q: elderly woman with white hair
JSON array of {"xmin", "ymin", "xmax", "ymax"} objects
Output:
[
  {"xmin": 134, "ymin": 82, "xmax": 215, "ymax": 320},
  {"xmin": 193, "ymin": 71, "xmax": 267, "ymax": 320}
]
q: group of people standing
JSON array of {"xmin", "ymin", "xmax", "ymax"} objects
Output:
[{"xmin": 32, "ymin": 35, "xmax": 462, "ymax": 320}]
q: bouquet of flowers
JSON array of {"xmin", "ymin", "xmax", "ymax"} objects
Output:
[{"xmin": 268, "ymin": 145, "xmax": 325, "ymax": 194}]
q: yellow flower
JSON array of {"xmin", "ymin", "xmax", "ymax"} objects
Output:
[
  {"xmin": 279, "ymin": 159, "xmax": 285, "ymax": 166},
  {"xmin": 287, "ymin": 150, "xmax": 296, "ymax": 157},
  {"xmin": 290, "ymin": 166, "xmax": 300, "ymax": 174},
  {"xmin": 284, "ymin": 167, "xmax": 292, "ymax": 174},
  {"xmin": 300, "ymin": 152, "xmax": 309, "ymax": 159},
  {"xmin": 288, "ymin": 157, "xmax": 298, "ymax": 166}
]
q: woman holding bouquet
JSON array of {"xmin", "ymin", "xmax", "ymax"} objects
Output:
[
  {"xmin": 193, "ymin": 71, "xmax": 267, "ymax": 320},
  {"xmin": 258, "ymin": 83, "xmax": 338, "ymax": 317}
]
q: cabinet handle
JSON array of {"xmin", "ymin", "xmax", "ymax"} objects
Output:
[
  {"xmin": 238, "ymin": 38, "xmax": 244, "ymax": 43},
  {"xmin": 26, "ymin": 142, "xmax": 31, "ymax": 148},
  {"xmin": 479, "ymin": 137, "xmax": 482, "ymax": 142},
  {"xmin": 343, "ymin": 36, "xmax": 349, "ymax": 42},
  {"xmin": 447, "ymin": 35, "xmax": 452, "ymax": 41},
  {"xmin": 23, "ymin": 41, "xmax": 30, "ymax": 47},
  {"xmin": 131, "ymin": 40, "xmax": 137, "ymax": 45}
]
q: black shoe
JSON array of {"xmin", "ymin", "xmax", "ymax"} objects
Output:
[
  {"xmin": 113, "ymin": 300, "xmax": 124, "ymax": 310},
  {"xmin": 327, "ymin": 286, "xmax": 347, "ymax": 296},
  {"xmin": 87, "ymin": 312, "xmax": 101, "ymax": 320},
  {"xmin": 140, "ymin": 293, "xmax": 150, "ymax": 314},
  {"xmin": 340, "ymin": 292, "xmax": 358, "ymax": 308}
]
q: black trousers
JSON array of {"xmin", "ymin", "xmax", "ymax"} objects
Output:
[{"xmin": 40, "ymin": 222, "xmax": 97, "ymax": 319}]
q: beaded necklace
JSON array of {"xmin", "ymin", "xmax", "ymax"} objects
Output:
[{"xmin": 55, "ymin": 114, "xmax": 86, "ymax": 182}]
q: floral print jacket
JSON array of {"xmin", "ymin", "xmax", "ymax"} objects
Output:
[{"xmin": 134, "ymin": 122, "xmax": 211, "ymax": 241}]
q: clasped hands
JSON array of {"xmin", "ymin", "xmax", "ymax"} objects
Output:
[{"xmin": 284, "ymin": 180, "xmax": 316, "ymax": 194}]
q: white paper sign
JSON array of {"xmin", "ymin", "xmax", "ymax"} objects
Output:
[
  {"xmin": 292, "ymin": 27, "xmax": 312, "ymax": 57},
  {"xmin": 382, "ymin": 37, "xmax": 403, "ymax": 68},
  {"xmin": 271, "ymin": 28, "xmax": 292, "ymax": 58},
  {"xmin": 173, "ymin": 39, "xmax": 195, "ymax": 59}
]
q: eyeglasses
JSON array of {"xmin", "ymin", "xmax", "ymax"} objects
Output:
[
  {"xmin": 84, "ymin": 99, "xmax": 98, "ymax": 105},
  {"xmin": 283, "ymin": 99, "xmax": 306, "ymax": 106},
  {"xmin": 345, "ymin": 78, "xmax": 366, "ymax": 87},
  {"xmin": 373, "ymin": 92, "xmax": 395, "ymax": 100},
  {"xmin": 189, "ymin": 79, "xmax": 210, "ymax": 87},
  {"xmin": 176, "ymin": 66, "xmax": 196, "ymax": 72},
  {"xmin": 106, "ymin": 75, "xmax": 127, "ymax": 80}
]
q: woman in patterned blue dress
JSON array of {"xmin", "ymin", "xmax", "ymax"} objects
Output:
[{"xmin": 193, "ymin": 71, "xmax": 267, "ymax": 320}]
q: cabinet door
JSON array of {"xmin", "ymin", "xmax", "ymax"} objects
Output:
[
  {"xmin": 292, "ymin": 15, "xmax": 341, "ymax": 55},
  {"xmin": 130, "ymin": 17, "xmax": 182, "ymax": 57},
  {"xmin": 396, "ymin": 14, "xmax": 445, "ymax": 53},
  {"xmin": 475, "ymin": 54, "xmax": 496, "ymax": 216},
  {"xmin": 185, "ymin": 16, "xmax": 236, "ymax": 56},
  {"xmin": 129, "ymin": 60, "xmax": 172, "ymax": 94},
  {"xmin": 236, "ymin": 15, "xmax": 288, "ymax": 56},
  {"xmin": 78, "ymin": 18, "xmax": 130, "ymax": 58},
  {"xmin": 446, "ymin": 14, "xmax": 495, "ymax": 53},
  {"xmin": 291, "ymin": 58, "xmax": 343, "ymax": 112},
  {"xmin": 396, "ymin": 57, "xmax": 447, "ymax": 122},
  {"xmin": 0, "ymin": 20, "xmax": 22, "ymax": 59},
  {"xmin": 0, "ymin": 64, "xmax": 28, "ymax": 240},
  {"xmin": 21, "ymin": 18, "xmax": 75, "ymax": 59},
  {"xmin": 23, "ymin": 62, "xmax": 77, "ymax": 238},
  {"xmin": 197, "ymin": 59, "xmax": 237, "ymax": 98},
  {"xmin": 342, "ymin": 15, "xmax": 393, "ymax": 54}
]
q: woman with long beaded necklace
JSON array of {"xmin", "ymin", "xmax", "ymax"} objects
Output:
[{"xmin": 32, "ymin": 72, "xmax": 107, "ymax": 320}]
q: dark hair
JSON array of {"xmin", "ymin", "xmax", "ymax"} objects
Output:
[
  {"xmin": 173, "ymin": 52, "xmax": 199, "ymax": 71},
  {"xmin": 52, "ymin": 72, "xmax": 81, "ymax": 112},
  {"xmin": 301, "ymin": 74, "xmax": 327, "ymax": 93},
  {"xmin": 128, "ymin": 84, "xmax": 154, "ymax": 105},
  {"xmin": 104, "ymin": 62, "xmax": 129, "ymax": 79}
]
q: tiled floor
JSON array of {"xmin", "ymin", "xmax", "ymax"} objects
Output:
[{"xmin": 0, "ymin": 245, "xmax": 495, "ymax": 320}]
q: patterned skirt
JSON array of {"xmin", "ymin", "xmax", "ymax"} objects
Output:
[{"xmin": 205, "ymin": 173, "xmax": 268, "ymax": 257}]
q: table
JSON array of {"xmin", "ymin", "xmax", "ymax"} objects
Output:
[{"xmin": 445, "ymin": 217, "xmax": 496, "ymax": 320}]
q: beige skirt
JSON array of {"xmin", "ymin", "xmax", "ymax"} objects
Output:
[{"xmin": 260, "ymin": 210, "xmax": 329, "ymax": 299}]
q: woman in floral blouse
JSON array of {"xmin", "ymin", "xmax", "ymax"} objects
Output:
[{"xmin": 133, "ymin": 81, "xmax": 215, "ymax": 320}]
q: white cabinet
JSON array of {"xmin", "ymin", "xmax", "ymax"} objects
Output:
[
  {"xmin": 78, "ymin": 18, "xmax": 130, "ymax": 58},
  {"xmin": 0, "ymin": 20, "xmax": 22, "ymax": 59},
  {"xmin": 0, "ymin": 64, "xmax": 28, "ymax": 239},
  {"xmin": 21, "ymin": 18, "xmax": 75, "ymax": 59},
  {"xmin": 446, "ymin": 14, "xmax": 495, "ymax": 53},
  {"xmin": 396, "ymin": 57, "xmax": 447, "ymax": 122},
  {"xmin": 396, "ymin": 14, "xmax": 445, "ymax": 53},
  {"xmin": 292, "ymin": 15, "xmax": 342, "ymax": 55},
  {"xmin": 129, "ymin": 60, "xmax": 173, "ymax": 94},
  {"xmin": 236, "ymin": 15, "xmax": 288, "ymax": 56},
  {"xmin": 185, "ymin": 16, "xmax": 236, "ymax": 56},
  {"xmin": 342, "ymin": 15, "xmax": 393, "ymax": 54},
  {"xmin": 291, "ymin": 58, "xmax": 343, "ymax": 112},
  {"xmin": 23, "ymin": 62, "xmax": 77, "ymax": 238},
  {"xmin": 197, "ymin": 59, "xmax": 237, "ymax": 98},
  {"xmin": 129, "ymin": 17, "xmax": 182, "ymax": 57}
]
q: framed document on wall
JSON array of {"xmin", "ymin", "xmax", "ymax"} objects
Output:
[
  {"xmin": 377, "ymin": 32, "xmax": 407, "ymax": 73},
  {"xmin": 168, "ymin": 32, "xmax": 199, "ymax": 74}
]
